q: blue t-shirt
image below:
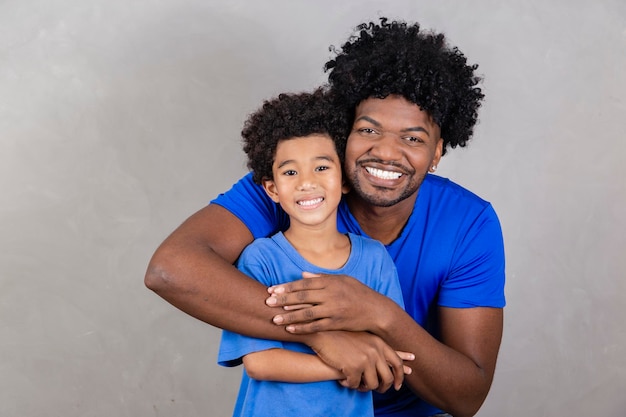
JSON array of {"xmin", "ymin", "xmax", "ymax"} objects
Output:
[
  {"xmin": 212, "ymin": 173, "xmax": 506, "ymax": 417},
  {"xmin": 219, "ymin": 232, "xmax": 404, "ymax": 417}
]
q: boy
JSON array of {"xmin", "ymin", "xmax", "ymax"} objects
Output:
[{"xmin": 217, "ymin": 89, "xmax": 411, "ymax": 417}]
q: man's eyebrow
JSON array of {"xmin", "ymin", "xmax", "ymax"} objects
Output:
[
  {"xmin": 356, "ymin": 116, "xmax": 430, "ymax": 135},
  {"xmin": 404, "ymin": 126, "xmax": 429, "ymax": 135},
  {"xmin": 355, "ymin": 115, "xmax": 381, "ymax": 127}
]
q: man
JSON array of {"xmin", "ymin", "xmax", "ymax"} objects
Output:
[{"xmin": 145, "ymin": 18, "xmax": 505, "ymax": 417}]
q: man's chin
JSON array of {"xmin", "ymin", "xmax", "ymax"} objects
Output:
[{"xmin": 356, "ymin": 189, "xmax": 405, "ymax": 208}]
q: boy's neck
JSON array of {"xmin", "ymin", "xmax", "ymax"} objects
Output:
[{"xmin": 283, "ymin": 223, "xmax": 351, "ymax": 270}]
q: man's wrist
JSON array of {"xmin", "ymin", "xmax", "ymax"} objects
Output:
[
  {"xmin": 372, "ymin": 297, "xmax": 404, "ymax": 338},
  {"xmin": 299, "ymin": 331, "xmax": 324, "ymax": 350}
]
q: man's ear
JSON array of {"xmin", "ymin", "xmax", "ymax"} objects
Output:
[
  {"xmin": 432, "ymin": 138, "xmax": 443, "ymax": 168},
  {"xmin": 262, "ymin": 178, "xmax": 280, "ymax": 203},
  {"xmin": 341, "ymin": 179, "xmax": 350, "ymax": 194}
]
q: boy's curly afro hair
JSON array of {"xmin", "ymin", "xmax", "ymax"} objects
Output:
[
  {"xmin": 324, "ymin": 18, "xmax": 484, "ymax": 155},
  {"xmin": 242, "ymin": 88, "xmax": 350, "ymax": 184}
]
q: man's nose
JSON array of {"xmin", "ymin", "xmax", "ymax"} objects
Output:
[{"xmin": 370, "ymin": 133, "xmax": 402, "ymax": 161}]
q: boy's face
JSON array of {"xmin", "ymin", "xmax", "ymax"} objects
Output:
[
  {"xmin": 344, "ymin": 95, "xmax": 443, "ymax": 208},
  {"xmin": 262, "ymin": 134, "xmax": 348, "ymax": 228}
]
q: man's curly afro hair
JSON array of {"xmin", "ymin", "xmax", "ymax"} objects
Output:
[
  {"xmin": 242, "ymin": 88, "xmax": 350, "ymax": 184},
  {"xmin": 324, "ymin": 18, "xmax": 484, "ymax": 155}
]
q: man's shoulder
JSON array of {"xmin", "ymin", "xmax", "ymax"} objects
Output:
[{"xmin": 422, "ymin": 174, "xmax": 491, "ymax": 208}]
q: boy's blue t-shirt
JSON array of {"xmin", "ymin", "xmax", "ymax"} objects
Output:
[
  {"xmin": 212, "ymin": 173, "xmax": 506, "ymax": 417},
  {"xmin": 219, "ymin": 232, "xmax": 403, "ymax": 417}
]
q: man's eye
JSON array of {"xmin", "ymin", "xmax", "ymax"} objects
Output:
[
  {"xmin": 358, "ymin": 127, "xmax": 376, "ymax": 135},
  {"xmin": 405, "ymin": 136, "xmax": 424, "ymax": 144}
]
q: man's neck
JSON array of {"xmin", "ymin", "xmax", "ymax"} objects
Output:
[{"xmin": 346, "ymin": 194, "xmax": 416, "ymax": 245}]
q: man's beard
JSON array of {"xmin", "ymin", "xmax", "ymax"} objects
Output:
[{"xmin": 347, "ymin": 169, "xmax": 426, "ymax": 207}]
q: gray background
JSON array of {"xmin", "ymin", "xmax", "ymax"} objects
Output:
[{"xmin": 1, "ymin": 0, "xmax": 625, "ymax": 416}]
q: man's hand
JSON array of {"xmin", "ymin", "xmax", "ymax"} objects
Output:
[
  {"xmin": 266, "ymin": 272, "xmax": 401, "ymax": 334},
  {"xmin": 306, "ymin": 330, "xmax": 413, "ymax": 393}
]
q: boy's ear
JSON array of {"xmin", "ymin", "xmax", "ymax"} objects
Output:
[{"xmin": 262, "ymin": 178, "xmax": 280, "ymax": 203}]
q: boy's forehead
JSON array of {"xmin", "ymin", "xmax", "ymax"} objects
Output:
[{"xmin": 274, "ymin": 135, "xmax": 339, "ymax": 158}]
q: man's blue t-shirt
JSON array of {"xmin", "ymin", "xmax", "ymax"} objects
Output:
[
  {"xmin": 218, "ymin": 232, "xmax": 404, "ymax": 417},
  {"xmin": 212, "ymin": 173, "xmax": 506, "ymax": 417}
]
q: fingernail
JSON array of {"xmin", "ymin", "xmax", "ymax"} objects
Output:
[
  {"xmin": 272, "ymin": 286, "xmax": 284, "ymax": 294},
  {"xmin": 285, "ymin": 325, "xmax": 295, "ymax": 332},
  {"xmin": 273, "ymin": 315, "xmax": 284, "ymax": 324},
  {"xmin": 266, "ymin": 296, "xmax": 276, "ymax": 306}
]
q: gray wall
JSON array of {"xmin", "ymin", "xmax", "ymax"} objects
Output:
[{"xmin": 1, "ymin": 0, "xmax": 625, "ymax": 416}]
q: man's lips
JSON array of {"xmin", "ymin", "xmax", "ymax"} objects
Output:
[{"xmin": 365, "ymin": 166, "xmax": 403, "ymax": 180}]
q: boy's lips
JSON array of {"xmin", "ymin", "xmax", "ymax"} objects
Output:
[{"xmin": 297, "ymin": 196, "xmax": 324, "ymax": 207}]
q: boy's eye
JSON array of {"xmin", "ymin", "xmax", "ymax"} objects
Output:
[
  {"xmin": 283, "ymin": 169, "xmax": 297, "ymax": 176},
  {"xmin": 315, "ymin": 166, "xmax": 329, "ymax": 172}
]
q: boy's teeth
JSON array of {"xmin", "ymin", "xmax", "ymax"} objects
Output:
[
  {"xmin": 298, "ymin": 197, "xmax": 323, "ymax": 206},
  {"xmin": 366, "ymin": 167, "xmax": 402, "ymax": 179}
]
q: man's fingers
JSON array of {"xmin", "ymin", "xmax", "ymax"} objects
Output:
[
  {"xmin": 266, "ymin": 291, "xmax": 317, "ymax": 307},
  {"xmin": 360, "ymin": 363, "xmax": 381, "ymax": 393},
  {"xmin": 283, "ymin": 318, "xmax": 335, "ymax": 334},
  {"xmin": 374, "ymin": 363, "xmax": 394, "ymax": 393},
  {"xmin": 271, "ymin": 306, "xmax": 321, "ymax": 327},
  {"xmin": 282, "ymin": 303, "xmax": 314, "ymax": 311},
  {"xmin": 386, "ymin": 350, "xmax": 412, "ymax": 391},
  {"xmin": 267, "ymin": 274, "xmax": 328, "ymax": 295},
  {"xmin": 339, "ymin": 373, "xmax": 362, "ymax": 390}
]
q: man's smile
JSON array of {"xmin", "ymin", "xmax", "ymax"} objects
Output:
[{"xmin": 365, "ymin": 167, "xmax": 403, "ymax": 180}]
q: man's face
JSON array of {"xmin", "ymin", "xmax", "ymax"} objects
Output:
[{"xmin": 344, "ymin": 95, "xmax": 443, "ymax": 207}]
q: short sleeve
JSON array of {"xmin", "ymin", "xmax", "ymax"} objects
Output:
[
  {"xmin": 438, "ymin": 204, "xmax": 506, "ymax": 308},
  {"xmin": 210, "ymin": 173, "xmax": 290, "ymax": 239},
  {"xmin": 218, "ymin": 330, "xmax": 283, "ymax": 367},
  {"xmin": 217, "ymin": 240, "xmax": 284, "ymax": 367}
]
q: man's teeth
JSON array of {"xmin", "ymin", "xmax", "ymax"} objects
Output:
[
  {"xmin": 298, "ymin": 197, "xmax": 323, "ymax": 206},
  {"xmin": 366, "ymin": 167, "xmax": 402, "ymax": 180}
]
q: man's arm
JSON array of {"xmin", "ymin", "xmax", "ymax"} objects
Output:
[
  {"xmin": 145, "ymin": 204, "xmax": 280, "ymax": 338},
  {"xmin": 144, "ymin": 204, "xmax": 408, "ymax": 391},
  {"xmin": 266, "ymin": 277, "xmax": 502, "ymax": 417},
  {"xmin": 381, "ymin": 304, "xmax": 502, "ymax": 417}
]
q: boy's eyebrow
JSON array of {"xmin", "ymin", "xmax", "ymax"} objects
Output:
[
  {"xmin": 276, "ymin": 154, "xmax": 335, "ymax": 169},
  {"xmin": 356, "ymin": 115, "xmax": 430, "ymax": 135}
]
